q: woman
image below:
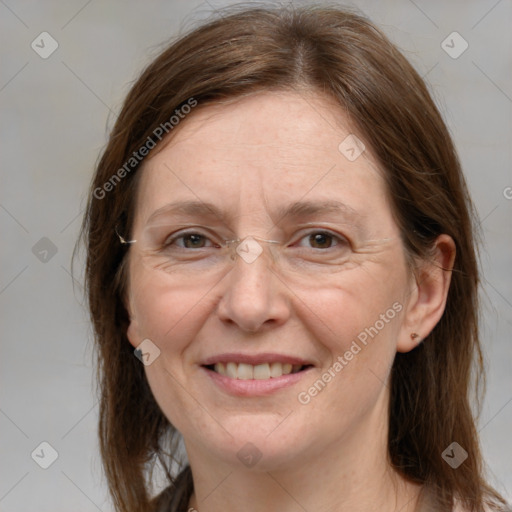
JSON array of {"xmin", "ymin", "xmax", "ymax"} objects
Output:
[{"xmin": 78, "ymin": 5, "xmax": 508, "ymax": 512}]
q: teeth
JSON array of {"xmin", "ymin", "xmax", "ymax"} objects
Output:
[
  {"xmin": 237, "ymin": 363, "xmax": 253, "ymax": 380},
  {"xmin": 270, "ymin": 362, "xmax": 283, "ymax": 378},
  {"xmin": 226, "ymin": 362, "xmax": 237, "ymax": 379},
  {"xmin": 213, "ymin": 361, "xmax": 302, "ymax": 379},
  {"xmin": 215, "ymin": 362, "xmax": 227, "ymax": 376},
  {"xmin": 253, "ymin": 363, "xmax": 270, "ymax": 380}
]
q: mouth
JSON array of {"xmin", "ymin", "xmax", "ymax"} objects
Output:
[
  {"xmin": 200, "ymin": 353, "xmax": 314, "ymax": 396},
  {"xmin": 203, "ymin": 361, "xmax": 313, "ymax": 380}
]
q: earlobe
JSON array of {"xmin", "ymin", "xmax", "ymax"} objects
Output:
[{"xmin": 397, "ymin": 234, "xmax": 456, "ymax": 353}]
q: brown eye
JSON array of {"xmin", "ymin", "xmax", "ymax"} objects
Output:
[
  {"xmin": 182, "ymin": 234, "xmax": 207, "ymax": 248},
  {"xmin": 296, "ymin": 231, "xmax": 346, "ymax": 250},
  {"xmin": 164, "ymin": 232, "xmax": 215, "ymax": 249},
  {"xmin": 308, "ymin": 232, "xmax": 335, "ymax": 249}
]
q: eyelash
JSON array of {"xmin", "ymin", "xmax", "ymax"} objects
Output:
[{"xmin": 163, "ymin": 230, "xmax": 349, "ymax": 250}]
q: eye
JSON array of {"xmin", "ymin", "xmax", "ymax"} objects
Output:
[
  {"xmin": 296, "ymin": 231, "xmax": 347, "ymax": 249},
  {"xmin": 164, "ymin": 231, "xmax": 218, "ymax": 249}
]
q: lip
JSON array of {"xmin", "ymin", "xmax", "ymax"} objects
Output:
[{"xmin": 202, "ymin": 366, "xmax": 313, "ymax": 396}]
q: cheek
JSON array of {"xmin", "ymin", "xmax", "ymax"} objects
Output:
[
  {"xmin": 292, "ymin": 264, "xmax": 406, "ymax": 401},
  {"xmin": 127, "ymin": 266, "xmax": 208, "ymax": 345},
  {"xmin": 127, "ymin": 270, "xmax": 214, "ymax": 431},
  {"xmin": 292, "ymin": 278, "xmax": 403, "ymax": 431},
  {"xmin": 296, "ymin": 264, "xmax": 406, "ymax": 348}
]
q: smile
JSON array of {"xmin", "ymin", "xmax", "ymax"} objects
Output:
[
  {"xmin": 207, "ymin": 362, "xmax": 309, "ymax": 380},
  {"xmin": 200, "ymin": 354, "xmax": 314, "ymax": 396}
]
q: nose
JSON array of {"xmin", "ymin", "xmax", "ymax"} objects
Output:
[{"xmin": 215, "ymin": 245, "xmax": 291, "ymax": 333}]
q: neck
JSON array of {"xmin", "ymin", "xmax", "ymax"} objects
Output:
[{"xmin": 185, "ymin": 400, "xmax": 422, "ymax": 512}]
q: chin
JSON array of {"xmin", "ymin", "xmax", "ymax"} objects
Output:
[{"xmin": 184, "ymin": 414, "xmax": 315, "ymax": 472}]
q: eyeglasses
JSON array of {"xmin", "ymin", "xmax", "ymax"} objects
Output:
[{"xmin": 116, "ymin": 221, "xmax": 397, "ymax": 285}]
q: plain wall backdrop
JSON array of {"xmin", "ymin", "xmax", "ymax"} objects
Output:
[{"xmin": 1, "ymin": 0, "xmax": 511, "ymax": 510}]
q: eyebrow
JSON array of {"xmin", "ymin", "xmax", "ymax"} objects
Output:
[
  {"xmin": 145, "ymin": 199, "xmax": 363, "ymax": 226},
  {"xmin": 275, "ymin": 200, "xmax": 362, "ymax": 223},
  {"xmin": 145, "ymin": 200, "xmax": 230, "ymax": 225}
]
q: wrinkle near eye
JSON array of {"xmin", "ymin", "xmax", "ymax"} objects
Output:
[{"xmin": 351, "ymin": 237, "xmax": 398, "ymax": 256}]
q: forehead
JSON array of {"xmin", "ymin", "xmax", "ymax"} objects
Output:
[
  {"xmin": 156, "ymin": 90, "xmax": 362, "ymax": 161},
  {"xmin": 132, "ymin": 90, "xmax": 390, "ymax": 230}
]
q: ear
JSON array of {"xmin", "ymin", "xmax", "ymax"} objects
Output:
[
  {"xmin": 125, "ymin": 289, "xmax": 141, "ymax": 349},
  {"xmin": 126, "ymin": 316, "xmax": 140, "ymax": 349},
  {"xmin": 396, "ymin": 234, "xmax": 456, "ymax": 353}
]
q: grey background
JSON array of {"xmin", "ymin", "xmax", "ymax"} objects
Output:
[{"xmin": 1, "ymin": 0, "xmax": 510, "ymax": 510}]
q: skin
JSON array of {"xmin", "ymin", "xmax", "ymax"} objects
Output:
[{"xmin": 125, "ymin": 90, "xmax": 455, "ymax": 512}]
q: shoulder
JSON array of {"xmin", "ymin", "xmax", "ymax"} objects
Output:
[{"xmin": 452, "ymin": 500, "xmax": 509, "ymax": 512}]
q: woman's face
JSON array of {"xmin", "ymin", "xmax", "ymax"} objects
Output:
[{"xmin": 126, "ymin": 90, "xmax": 417, "ymax": 470}]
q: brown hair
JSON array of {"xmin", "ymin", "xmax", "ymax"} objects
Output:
[{"xmin": 77, "ymin": 4, "xmax": 507, "ymax": 512}]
